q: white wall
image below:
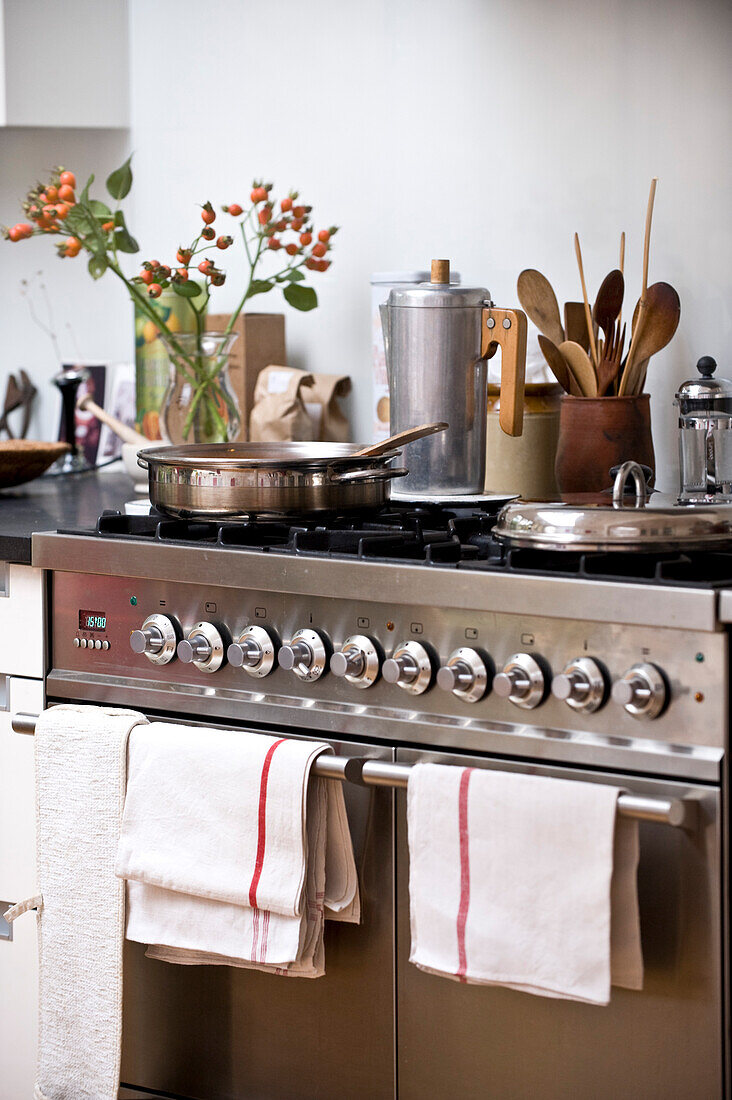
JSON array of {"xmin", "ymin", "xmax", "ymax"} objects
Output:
[{"xmin": 2, "ymin": 0, "xmax": 731, "ymax": 491}]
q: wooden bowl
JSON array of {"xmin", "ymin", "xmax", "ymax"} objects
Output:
[{"xmin": 0, "ymin": 440, "xmax": 71, "ymax": 490}]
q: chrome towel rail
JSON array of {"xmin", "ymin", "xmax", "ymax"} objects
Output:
[{"xmin": 11, "ymin": 712, "xmax": 695, "ymax": 829}]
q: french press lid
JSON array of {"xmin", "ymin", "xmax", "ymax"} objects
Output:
[
  {"xmin": 387, "ymin": 259, "xmax": 490, "ymax": 308},
  {"xmin": 675, "ymin": 356, "xmax": 732, "ymax": 414}
]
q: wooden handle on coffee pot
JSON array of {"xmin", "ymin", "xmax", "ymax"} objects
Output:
[{"xmin": 481, "ymin": 306, "xmax": 527, "ymax": 436}]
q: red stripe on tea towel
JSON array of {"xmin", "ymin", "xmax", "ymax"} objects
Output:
[
  {"xmin": 249, "ymin": 737, "xmax": 287, "ymax": 961},
  {"xmin": 249, "ymin": 737, "xmax": 288, "ymax": 908},
  {"xmin": 456, "ymin": 767, "xmax": 474, "ymax": 982}
]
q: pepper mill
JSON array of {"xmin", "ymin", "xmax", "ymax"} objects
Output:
[{"xmin": 47, "ymin": 365, "xmax": 93, "ymax": 475}]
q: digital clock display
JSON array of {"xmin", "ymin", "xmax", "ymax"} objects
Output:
[{"xmin": 79, "ymin": 610, "xmax": 107, "ymax": 632}]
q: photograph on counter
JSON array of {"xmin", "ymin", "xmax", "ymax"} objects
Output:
[{"xmin": 97, "ymin": 363, "xmax": 136, "ymax": 462}]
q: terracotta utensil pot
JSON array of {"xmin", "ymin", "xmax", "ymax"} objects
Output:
[{"xmin": 554, "ymin": 394, "xmax": 655, "ymax": 496}]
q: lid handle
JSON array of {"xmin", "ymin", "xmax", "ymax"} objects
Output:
[
  {"xmin": 697, "ymin": 355, "xmax": 717, "ymax": 378},
  {"xmin": 612, "ymin": 461, "xmax": 648, "ymax": 506},
  {"xmin": 431, "ymin": 259, "xmax": 450, "ymax": 284}
]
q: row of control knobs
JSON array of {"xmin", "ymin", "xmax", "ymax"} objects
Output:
[{"xmin": 129, "ymin": 614, "xmax": 667, "ymax": 720}]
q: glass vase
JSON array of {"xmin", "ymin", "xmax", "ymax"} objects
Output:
[{"xmin": 160, "ymin": 331, "xmax": 241, "ymax": 445}]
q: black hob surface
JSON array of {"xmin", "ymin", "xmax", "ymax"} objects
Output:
[{"xmin": 59, "ymin": 501, "xmax": 732, "ymax": 590}]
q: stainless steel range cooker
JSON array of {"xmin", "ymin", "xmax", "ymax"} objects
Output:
[{"xmin": 27, "ymin": 502, "xmax": 731, "ymax": 1099}]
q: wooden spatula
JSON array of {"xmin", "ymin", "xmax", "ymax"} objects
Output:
[
  {"xmin": 352, "ymin": 421, "xmax": 449, "ymax": 458},
  {"xmin": 593, "ymin": 270, "xmax": 624, "ymax": 344},
  {"xmin": 538, "ymin": 335, "xmax": 577, "ymax": 394},
  {"xmin": 618, "ymin": 283, "xmax": 680, "ymax": 395},
  {"xmin": 559, "ymin": 341, "xmax": 598, "ymax": 397},
  {"xmin": 517, "ymin": 269, "xmax": 564, "ymax": 345},
  {"xmin": 564, "ymin": 302, "xmax": 590, "ymax": 352}
]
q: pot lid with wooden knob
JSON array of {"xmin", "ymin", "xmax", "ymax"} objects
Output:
[
  {"xmin": 387, "ymin": 259, "xmax": 490, "ymax": 308},
  {"xmin": 675, "ymin": 356, "xmax": 732, "ymax": 413}
]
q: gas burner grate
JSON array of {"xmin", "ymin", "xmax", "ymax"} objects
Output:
[{"xmin": 69, "ymin": 507, "xmax": 732, "ymax": 586}]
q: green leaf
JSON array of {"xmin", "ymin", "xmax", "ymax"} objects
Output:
[
  {"xmin": 106, "ymin": 155, "xmax": 133, "ymax": 200},
  {"xmin": 283, "ymin": 283, "xmax": 317, "ymax": 312},
  {"xmin": 247, "ymin": 279, "xmax": 274, "ymax": 297},
  {"xmin": 79, "ymin": 173, "xmax": 95, "ymax": 204},
  {"xmin": 172, "ymin": 281, "xmax": 202, "ymax": 298},
  {"xmin": 287, "ymin": 269, "xmax": 305, "ymax": 282},
  {"xmin": 88, "ymin": 199, "xmax": 112, "ymax": 218},
  {"xmin": 64, "ymin": 205, "xmax": 94, "ymax": 235},
  {"xmin": 114, "ymin": 226, "xmax": 139, "ymax": 253},
  {"xmin": 88, "ymin": 254, "xmax": 108, "ymax": 280}
]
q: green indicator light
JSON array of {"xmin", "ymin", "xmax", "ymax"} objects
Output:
[
  {"xmin": 695, "ymin": 652, "xmax": 704, "ymax": 662},
  {"xmin": 130, "ymin": 596, "xmax": 138, "ymax": 606}
]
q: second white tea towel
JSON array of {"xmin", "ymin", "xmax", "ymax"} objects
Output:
[{"xmin": 407, "ymin": 763, "xmax": 643, "ymax": 1005}]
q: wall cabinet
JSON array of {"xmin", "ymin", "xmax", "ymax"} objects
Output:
[{"xmin": 0, "ymin": 0, "xmax": 128, "ymax": 128}]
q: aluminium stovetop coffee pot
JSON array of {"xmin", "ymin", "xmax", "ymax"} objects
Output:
[{"xmin": 380, "ymin": 259, "xmax": 527, "ymax": 498}]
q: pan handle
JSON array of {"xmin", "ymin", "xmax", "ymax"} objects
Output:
[
  {"xmin": 137, "ymin": 454, "xmax": 150, "ymax": 471},
  {"xmin": 330, "ymin": 466, "xmax": 408, "ymax": 484}
]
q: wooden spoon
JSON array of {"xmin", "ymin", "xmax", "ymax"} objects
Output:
[
  {"xmin": 593, "ymin": 269, "xmax": 624, "ymax": 343},
  {"xmin": 352, "ymin": 421, "xmax": 449, "ymax": 458},
  {"xmin": 517, "ymin": 269, "xmax": 564, "ymax": 345},
  {"xmin": 564, "ymin": 302, "xmax": 590, "ymax": 352},
  {"xmin": 559, "ymin": 341, "xmax": 598, "ymax": 397},
  {"xmin": 77, "ymin": 393, "xmax": 149, "ymax": 447},
  {"xmin": 537, "ymin": 335, "xmax": 579, "ymax": 395},
  {"xmin": 618, "ymin": 283, "xmax": 680, "ymax": 395},
  {"xmin": 574, "ymin": 234, "xmax": 599, "ymax": 371}
]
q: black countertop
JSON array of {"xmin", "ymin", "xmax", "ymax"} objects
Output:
[{"xmin": 0, "ymin": 468, "xmax": 135, "ymax": 564}]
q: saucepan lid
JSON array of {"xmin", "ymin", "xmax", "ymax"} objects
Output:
[{"xmin": 493, "ymin": 461, "xmax": 732, "ymax": 551}]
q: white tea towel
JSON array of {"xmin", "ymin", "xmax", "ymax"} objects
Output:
[
  {"xmin": 29, "ymin": 704, "xmax": 148, "ymax": 1100},
  {"xmin": 407, "ymin": 763, "xmax": 643, "ymax": 1005},
  {"xmin": 117, "ymin": 723, "xmax": 359, "ymax": 975}
]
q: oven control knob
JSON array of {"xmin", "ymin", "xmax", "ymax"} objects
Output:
[
  {"xmin": 382, "ymin": 641, "xmax": 433, "ymax": 695},
  {"xmin": 330, "ymin": 634, "xmax": 381, "ymax": 689},
  {"xmin": 437, "ymin": 648, "xmax": 489, "ymax": 703},
  {"xmin": 611, "ymin": 662, "xmax": 667, "ymax": 719},
  {"xmin": 278, "ymin": 628, "xmax": 329, "ymax": 682},
  {"xmin": 227, "ymin": 625, "xmax": 278, "ymax": 678},
  {"xmin": 130, "ymin": 613, "xmax": 178, "ymax": 665},
  {"xmin": 493, "ymin": 653, "xmax": 546, "ymax": 709},
  {"xmin": 177, "ymin": 621, "xmax": 226, "ymax": 674},
  {"xmin": 551, "ymin": 657, "xmax": 607, "ymax": 713}
]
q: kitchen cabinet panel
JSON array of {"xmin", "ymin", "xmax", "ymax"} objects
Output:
[
  {"xmin": 0, "ymin": 564, "xmax": 44, "ymax": 679},
  {"xmin": 0, "ymin": 676, "xmax": 43, "ymax": 899},
  {"xmin": 0, "ymin": 910, "xmax": 38, "ymax": 1100},
  {"xmin": 0, "ymin": 0, "xmax": 129, "ymax": 128}
]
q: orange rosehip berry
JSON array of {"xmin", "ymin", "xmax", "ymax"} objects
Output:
[
  {"xmin": 268, "ymin": 237, "xmax": 281, "ymax": 250},
  {"xmin": 216, "ymin": 235, "xmax": 232, "ymax": 249},
  {"xmin": 176, "ymin": 267, "xmax": 189, "ymax": 280},
  {"xmin": 317, "ymin": 229, "xmax": 331, "ymax": 243},
  {"xmin": 312, "ymin": 242, "xmax": 327, "ymax": 258},
  {"xmin": 177, "ymin": 248, "xmax": 192, "ymax": 264},
  {"xmin": 65, "ymin": 237, "xmax": 82, "ymax": 257},
  {"xmin": 201, "ymin": 225, "xmax": 215, "ymax": 240},
  {"xmin": 59, "ymin": 171, "xmax": 76, "ymax": 188},
  {"xmin": 281, "ymin": 197, "xmax": 293, "ymax": 212},
  {"xmin": 285, "ymin": 243, "xmax": 299, "ymax": 256},
  {"xmin": 140, "ymin": 269, "xmax": 155, "ymax": 284},
  {"xmin": 258, "ymin": 206, "xmax": 272, "ymax": 225},
  {"xmin": 251, "ymin": 186, "xmax": 268, "ymax": 203},
  {"xmin": 102, "ymin": 220, "xmax": 115, "ymax": 231},
  {"xmin": 198, "ymin": 259, "xmax": 214, "ymax": 274},
  {"xmin": 292, "ymin": 205, "xmax": 305, "ymax": 218},
  {"xmin": 201, "ymin": 202, "xmax": 216, "ymax": 224},
  {"xmin": 58, "ymin": 184, "xmax": 75, "ymax": 203},
  {"xmin": 226, "ymin": 203, "xmax": 243, "ymax": 216},
  {"xmin": 148, "ymin": 283, "xmax": 162, "ymax": 298},
  {"xmin": 299, "ymin": 231, "xmax": 312, "ymax": 246}
]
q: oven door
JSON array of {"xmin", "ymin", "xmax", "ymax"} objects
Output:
[
  {"xmin": 110, "ymin": 716, "xmax": 396, "ymax": 1100},
  {"xmin": 395, "ymin": 747, "xmax": 724, "ymax": 1100}
]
